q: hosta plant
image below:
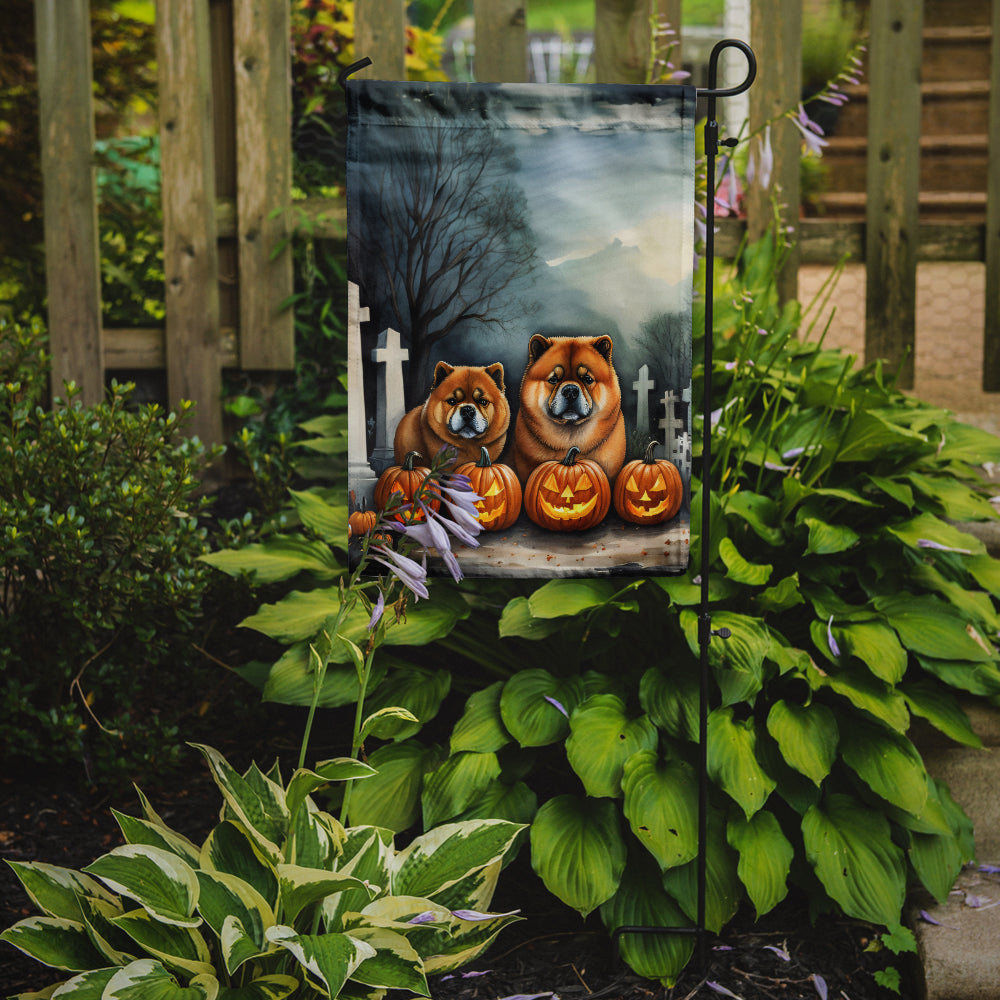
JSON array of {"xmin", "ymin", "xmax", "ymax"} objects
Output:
[{"xmin": 1, "ymin": 744, "xmax": 523, "ymax": 999}]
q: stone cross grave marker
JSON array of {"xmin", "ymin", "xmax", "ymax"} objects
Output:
[
  {"xmin": 632, "ymin": 363, "xmax": 656, "ymax": 438},
  {"xmin": 347, "ymin": 281, "xmax": 378, "ymax": 500},
  {"xmin": 370, "ymin": 326, "xmax": 409, "ymax": 474}
]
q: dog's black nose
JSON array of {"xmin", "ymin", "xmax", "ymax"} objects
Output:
[
  {"xmin": 460, "ymin": 404, "xmax": 476, "ymax": 419},
  {"xmin": 561, "ymin": 384, "xmax": 579, "ymax": 401}
]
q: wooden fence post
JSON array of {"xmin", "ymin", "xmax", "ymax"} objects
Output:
[
  {"xmin": 34, "ymin": 0, "xmax": 104, "ymax": 405},
  {"xmin": 233, "ymin": 0, "xmax": 294, "ymax": 370},
  {"xmin": 354, "ymin": 0, "xmax": 407, "ymax": 80},
  {"xmin": 594, "ymin": 0, "xmax": 652, "ymax": 84},
  {"xmin": 473, "ymin": 0, "xmax": 527, "ymax": 83},
  {"xmin": 157, "ymin": 0, "xmax": 223, "ymax": 445},
  {"xmin": 983, "ymin": 0, "xmax": 1000, "ymax": 390},
  {"xmin": 746, "ymin": 0, "xmax": 801, "ymax": 306},
  {"xmin": 865, "ymin": 0, "xmax": 923, "ymax": 389}
]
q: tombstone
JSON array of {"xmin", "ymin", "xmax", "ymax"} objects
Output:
[
  {"xmin": 632, "ymin": 363, "xmax": 656, "ymax": 436},
  {"xmin": 659, "ymin": 389, "xmax": 683, "ymax": 463},
  {"xmin": 347, "ymin": 281, "xmax": 378, "ymax": 504},
  {"xmin": 369, "ymin": 327, "xmax": 409, "ymax": 474}
]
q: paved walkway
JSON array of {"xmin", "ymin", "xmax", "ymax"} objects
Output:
[{"xmin": 798, "ymin": 262, "xmax": 1000, "ymax": 436}]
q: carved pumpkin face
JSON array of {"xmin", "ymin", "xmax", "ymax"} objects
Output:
[
  {"xmin": 524, "ymin": 447, "xmax": 611, "ymax": 531},
  {"xmin": 612, "ymin": 442, "xmax": 683, "ymax": 525},
  {"xmin": 456, "ymin": 447, "xmax": 522, "ymax": 532}
]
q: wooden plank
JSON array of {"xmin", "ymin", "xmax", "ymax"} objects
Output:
[
  {"xmin": 233, "ymin": 0, "xmax": 294, "ymax": 369},
  {"xmin": 594, "ymin": 0, "xmax": 652, "ymax": 84},
  {"xmin": 34, "ymin": 0, "xmax": 104, "ymax": 404},
  {"xmin": 354, "ymin": 0, "xmax": 406, "ymax": 80},
  {"xmin": 660, "ymin": 0, "xmax": 682, "ymax": 73},
  {"xmin": 157, "ymin": 0, "xmax": 223, "ymax": 444},
  {"xmin": 746, "ymin": 0, "xmax": 802, "ymax": 305},
  {"xmin": 102, "ymin": 328, "xmax": 238, "ymax": 369},
  {"xmin": 864, "ymin": 0, "xmax": 923, "ymax": 389},
  {"xmin": 473, "ymin": 0, "xmax": 526, "ymax": 82},
  {"xmin": 984, "ymin": 0, "xmax": 1000, "ymax": 390}
]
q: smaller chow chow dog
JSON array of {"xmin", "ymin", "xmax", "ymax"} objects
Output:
[
  {"xmin": 394, "ymin": 361, "xmax": 511, "ymax": 467},
  {"xmin": 512, "ymin": 333, "xmax": 626, "ymax": 483}
]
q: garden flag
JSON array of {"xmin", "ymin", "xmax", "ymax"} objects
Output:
[{"xmin": 346, "ymin": 80, "xmax": 695, "ymax": 577}]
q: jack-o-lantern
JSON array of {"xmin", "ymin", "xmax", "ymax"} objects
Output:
[
  {"xmin": 524, "ymin": 446, "xmax": 611, "ymax": 531},
  {"xmin": 456, "ymin": 446, "xmax": 522, "ymax": 531},
  {"xmin": 374, "ymin": 451, "xmax": 440, "ymax": 523},
  {"xmin": 613, "ymin": 441, "xmax": 683, "ymax": 525}
]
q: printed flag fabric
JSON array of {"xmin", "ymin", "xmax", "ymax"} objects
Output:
[{"xmin": 346, "ymin": 80, "xmax": 695, "ymax": 578}]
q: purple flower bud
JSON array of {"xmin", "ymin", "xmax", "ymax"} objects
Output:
[
  {"xmin": 544, "ymin": 695, "xmax": 569, "ymax": 718},
  {"xmin": 826, "ymin": 616, "xmax": 841, "ymax": 658},
  {"xmin": 367, "ymin": 591, "xmax": 385, "ymax": 631},
  {"xmin": 812, "ymin": 974, "xmax": 828, "ymax": 1000}
]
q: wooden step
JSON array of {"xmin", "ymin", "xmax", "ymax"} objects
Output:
[
  {"xmin": 922, "ymin": 25, "xmax": 993, "ymax": 83},
  {"xmin": 922, "ymin": 0, "xmax": 991, "ymax": 28},
  {"xmin": 833, "ymin": 80, "xmax": 991, "ymax": 138},
  {"xmin": 813, "ymin": 190, "xmax": 987, "ymax": 222}
]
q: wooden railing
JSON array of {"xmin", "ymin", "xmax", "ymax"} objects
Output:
[{"xmin": 33, "ymin": 0, "xmax": 1000, "ymax": 446}]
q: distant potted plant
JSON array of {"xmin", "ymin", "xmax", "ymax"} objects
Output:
[{"xmin": 801, "ymin": 0, "xmax": 863, "ymax": 134}]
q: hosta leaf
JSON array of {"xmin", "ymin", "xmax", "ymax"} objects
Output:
[
  {"xmin": 838, "ymin": 718, "xmax": 929, "ymax": 816},
  {"xmin": 195, "ymin": 871, "xmax": 273, "ymax": 973},
  {"xmin": 755, "ymin": 573, "xmax": 805, "ymax": 614},
  {"xmin": 811, "ymin": 662, "xmax": 910, "ymax": 732},
  {"xmin": 906, "ymin": 472, "xmax": 998, "ymax": 521},
  {"xmin": 886, "ymin": 512, "xmax": 985, "ymax": 557},
  {"xmin": 423, "ymin": 906, "xmax": 523, "ymax": 974},
  {"xmin": 393, "ymin": 820, "xmax": 524, "ymax": 900},
  {"xmin": 111, "ymin": 908, "xmax": 214, "ymax": 978},
  {"xmin": 261, "ymin": 644, "xmax": 384, "ymax": 709},
  {"xmin": 200, "ymin": 822, "xmax": 278, "ymax": 910},
  {"xmin": 718, "ymin": 537, "xmax": 772, "ymax": 586},
  {"xmin": 802, "ymin": 518, "xmax": 859, "ymax": 556},
  {"xmin": 901, "ymin": 680, "xmax": 982, "ymax": 748},
  {"xmin": 802, "ymin": 794, "xmax": 906, "ymax": 926},
  {"xmin": 527, "ymin": 579, "xmax": 619, "ymax": 618},
  {"xmin": 347, "ymin": 740, "xmax": 442, "ymax": 832},
  {"xmin": 45, "ymin": 967, "xmax": 118, "ymax": 997},
  {"xmin": 5, "ymin": 862, "xmax": 118, "ymax": 923},
  {"xmin": 707, "ymin": 708, "xmax": 776, "ymax": 818},
  {"xmin": 661, "ymin": 811, "xmax": 741, "ymax": 933},
  {"xmin": 112, "ymin": 812, "xmax": 201, "ymax": 868},
  {"xmin": 421, "ymin": 751, "xmax": 502, "ymax": 828},
  {"xmin": 83, "ymin": 846, "xmax": 200, "ymax": 928},
  {"xmin": 285, "ymin": 760, "xmax": 375, "ymax": 823},
  {"xmin": 288, "ymin": 489, "xmax": 349, "ymax": 545},
  {"xmin": 346, "ymin": 926, "xmax": 428, "ymax": 994},
  {"xmin": 453, "ymin": 779, "xmax": 538, "ymax": 827},
  {"xmin": 530, "ymin": 795, "xmax": 626, "ymax": 917},
  {"xmin": 966, "ymin": 553, "xmax": 1000, "ymax": 597},
  {"xmin": 499, "ymin": 670, "xmax": 585, "ymax": 747},
  {"xmin": 599, "ymin": 853, "xmax": 694, "ymax": 987},
  {"xmin": 566, "ymin": 695, "xmax": 658, "ymax": 798},
  {"xmin": 362, "ymin": 667, "xmax": 451, "ymax": 740},
  {"xmin": 497, "ymin": 596, "xmax": 564, "ymax": 639},
  {"xmin": 834, "ymin": 410, "xmax": 927, "ymax": 463},
  {"xmin": 322, "ymin": 829, "xmax": 393, "ymax": 930},
  {"xmin": 765, "ymin": 700, "xmax": 838, "ymax": 786},
  {"xmin": 621, "ymin": 751, "xmax": 699, "ymax": 870},
  {"xmin": 216, "ymin": 975, "xmax": 299, "ymax": 1000},
  {"xmin": 916, "ymin": 655, "xmax": 1000, "ymax": 697},
  {"xmin": 200, "ymin": 536, "xmax": 340, "ymax": 584},
  {"xmin": 909, "ymin": 830, "xmax": 965, "ymax": 906},
  {"xmin": 639, "ymin": 664, "xmax": 699, "ymax": 742},
  {"xmin": 276, "ymin": 865, "xmax": 374, "ymax": 925},
  {"xmin": 265, "ymin": 926, "xmax": 375, "ymax": 997},
  {"xmin": 724, "ymin": 490, "xmax": 784, "ymax": 546},
  {"xmin": 450, "ymin": 682, "xmax": 511, "ymax": 754},
  {"xmin": 727, "ymin": 811, "xmax": 793, "ymax": 917},
  {"xmin": 875, "ymin": 594, "xmax": 995, "ymax": 662},
  {"xmin": 0, "ymin": 916, "xmax": 107, "ymax": 971},
  {"xmin": 834, "ymin": 621, "xmax": 907, "ymax": 684},
  {"xmin": 681, "ymin": 610, "xmax": 770, "ymax": 706},
  {"xmin": 103, "ymin": 959, "xmax": 218, "ymax": 999}
]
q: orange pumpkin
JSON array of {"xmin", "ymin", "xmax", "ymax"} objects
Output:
[
  {"xmin": 613, "ymin": 440, "xmax": 683, "ymax": 525},
  {"xmin": 374, "ymin": 451, "xmax": 440, "ymax": 523},
  {"xmin": 348, "ymin": 499, "xmax": 378, "ymax": 538},
  {"xmin": 456, "ymin": 446, "xmax": 522, "ymax": 531},
  {"xmin": 523, "ymin": 446, "xmax": 611, "ymax": 531}
]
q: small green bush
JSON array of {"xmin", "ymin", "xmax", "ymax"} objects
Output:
[{"xmin": 0, "ymin": 317, "xmax": 220, "ymax": 783}]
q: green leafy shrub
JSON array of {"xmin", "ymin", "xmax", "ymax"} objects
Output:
[
  {"xmin": 1, "ymin": 743, "xmax": 524, "ymax": 998},
  {"xmin": 0, "ymin": 317, "xmax": 220, "ymax": 782}
]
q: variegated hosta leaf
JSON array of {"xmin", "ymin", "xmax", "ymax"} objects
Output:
[
  {"xmin": 195, "ymin": 871, "xmax": 274, "ymax": 974},
  {"xmin": 391, "ymin": 820, "xmax": 525, "ymax": 901},
  {"xmin": 727, "ymin": 810, "xmax": 793, "ymax": 918},
  {"xmin": 345, "ymin": 926, "xmax": 429, "ymax": 995},
  {"xmin": 421, "ymin": 906, "xmax": 523, "ymax": 975},
  {"xmin": 0, "ymin": 916, "xmax": 107, "ymax": 971},
  {"xmin": 83, "ymin": 846, "xmax": 200, "ymax": 928},
  {"xmin": 45, "ymin": 966, "xmax": 118, "ymax": 997},
  {"xmin": 285, "ymin": 760, "xmax": 375, "ymax": 824},
  {"xmin": 322, "ymin": 829, "xmax": 393, "ymax": 931},
  {"xmin": 765, "ymin": 700, "xmax": 838, "ymax": 786},
  {"xmin": 565, "ymin": 695, "xmax": 658, "ymax": 799},
  {"xmin": 347, "ymin": 740, "xmax": 442, "ymax": 833},
  {"xmin": 707, "ymin": 707, "xmax": 776, "ymax": 819},
  {"xmin": 102, "ymin": 958, "xmax": 218, "ymax": 999},
  {"xmin": 112, "ymin": 811, "xmax": 202, "ymax": 868},
  {"xmin": 78, "ymin": 894, "xmax": 136, "ymax": 966},
  {"xmin": 4, "ymin": 861, "xmax": 118, "ymax": 922},
  {"xmin": 190, "ymin": 745, "xmax": 288, "ymax": 863},
  {"xmin": 599, "ymin": 854, "xmax": 694, "ymax": 987},
  {"xmin": 421, "ymin": 751, "xmax": 502, "ymax": 829},
  {"xmin": 265, "ymin": 925, "xmax": 376, "ymax": 998},
  {"xmin": 529, "ymin": 795, "xmax": 626, "ymax": 917},
  {"xmin": 110, "ymin": 908, "xmax": 214, "ymax": 979},
  {"xmin": 802, "ymin": 793, "xmax": 906, "ymax": 926},
  {"xmin": 621, "ymin": 751, "xmax": 699, "ymax": 871},
  {"xmin": 200, "ymin": 822, "xmax": 278, "ymax": 910},
  {"xmin": 214, "ymin": 975, "xmax": 300, "ymax": 1000},
  {"xmin": 499, "ymin": 670, "xmax": 585, "ymax": 747},
  {"xmin": 450, "ymin": 681, "xmax": 511, "ymax": 754},
  {"xmin": 277, "ymin": 865, "xmax": 376, "ymax": 925},
  {"xmin": 362, "ymin": 667, "xmax": 451, "ymax": 741},
  {"xmin": 838, "ymin": 718, "xmax": 929, "ymax": 817},
  {"xmin": 288, "ymin": 802, "xmax": 344, "ymax": 870}
]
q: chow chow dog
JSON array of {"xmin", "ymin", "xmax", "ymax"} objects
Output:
[
  {"xmin": 393, "ymin": 361, "xmax": 510, "ymax": 467},
  {"xmin": 512, "ymin": 334, "xmax": 626, "ymax": 483}
]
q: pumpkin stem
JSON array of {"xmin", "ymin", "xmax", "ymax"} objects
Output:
[
  {"xmin": 476, "ymin": 446, "xmax": 493, "ymax": 468},
  {"xmin": 403, "ymin": 451, "xmax": 422, "ymax": 471},
  {"xmin": 644, "ymin": 440, "xmax": 661, "ymax": 464},
  {"xmin": 563, "ymin": 446, "xmax": 581, "ymax": 466}
]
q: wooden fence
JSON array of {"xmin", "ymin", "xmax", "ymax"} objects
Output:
[{"xmin": 33, "ymin": 0, "xmax": 1000, "ymax": 446}]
